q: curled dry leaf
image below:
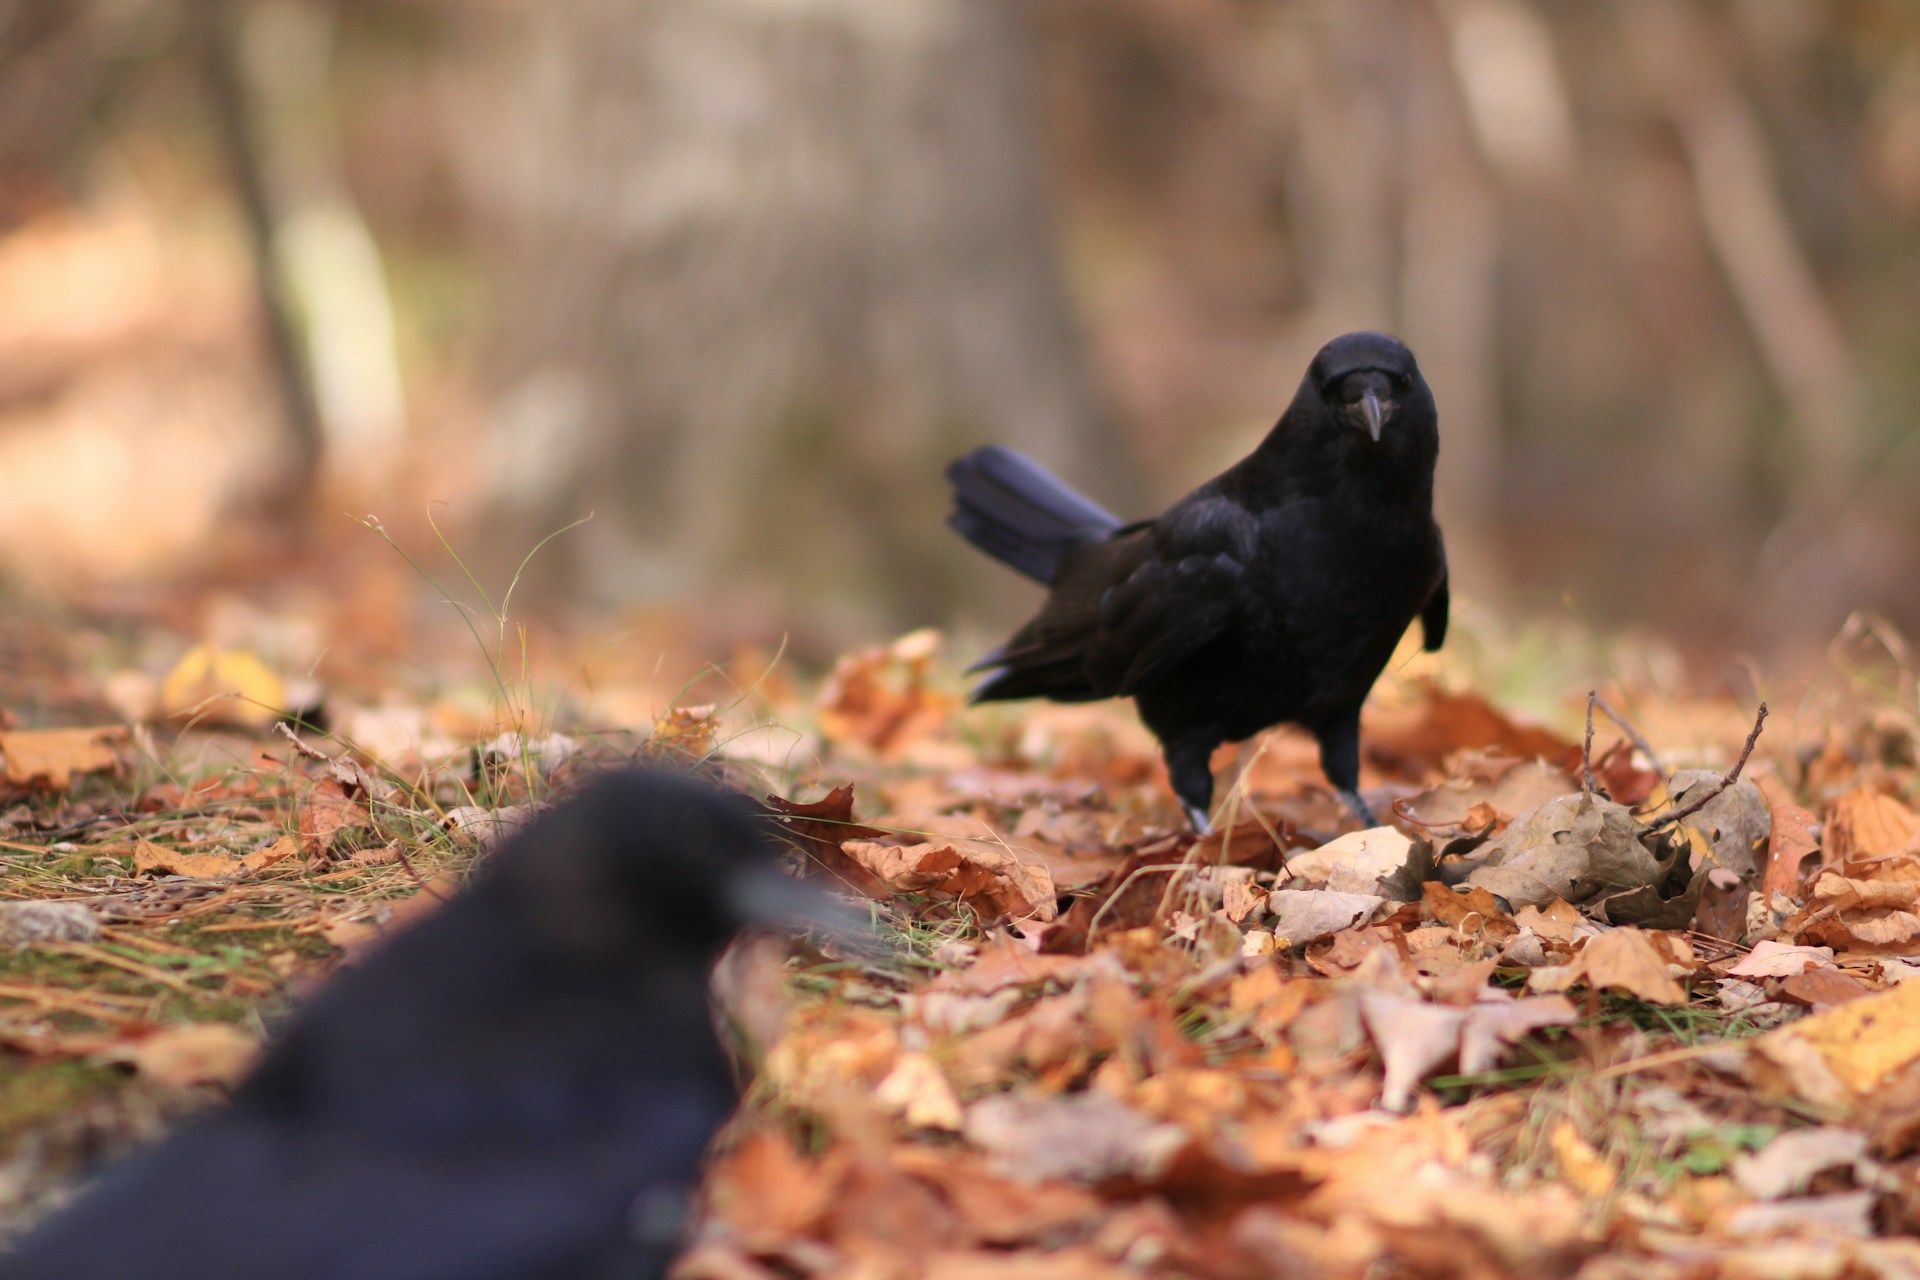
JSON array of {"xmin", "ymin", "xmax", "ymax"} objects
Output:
[
  {"xmin": 1286, "ymin": 826, "xmax": 1414, "ymax": 896},
  {"xmin": 0, "ymin": 725, "xmax": 129, "ymax": 791},
  {"xmin": 1763, "ymin": 798, "xmax": 1822, "ymax": 898},
  {"xmin": 1529, "ymin": 927, "xmax": 1693, "ymax": 1005},
  {"xmin": 876, "ymin": 1051, "xmax": 965, "ymax": 1131},
  {"xmin": 765, "ymin": 784, "xmax": 890, "ymax": 897},
  {"xmin": 441, "ymin": 802, "xmax": 541, "ymax": 851},
  {"xmin": 1728, "ymin": 940, "xmax": 1836, "ymax": 979},
  {"xmin": 1667, "ymin": 770, "xmax": 1770, "ymax": 883},
  {"xmin": 1793, "ymin": 854, "xmax": 1920, "ymax": 952},
  {"xmin": 1267, "ymin": 890, "xmax": 1384, "ymax": 947},
  {"xmin": 817, "ymin": 628, "xmax": 957, "ymax": 758},
  {"xmin": 841, "ymin": 837, "xmax": 1058, "ymax": 922},
  {"xmin": 1826, "ymin": 788, "xmax": 1920, "ymax": 863},
  {"xmin": 132, "ymin": 834, "xmax": 298, "ymax": 881},
  {"xmin": 1462, "ymin": 791, "xmax": 1664, "ymax": 911}
]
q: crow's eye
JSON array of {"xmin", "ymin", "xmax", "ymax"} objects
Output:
[{"xmin": 1392, "ymin": 372, "xmax": 1412, "ymax": 392}]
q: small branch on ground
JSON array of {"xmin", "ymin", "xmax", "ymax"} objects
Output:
[
  {"xmin": 1582, "ymin": 691, "xmax": 1602, "ymax": 798},
  {"xmin": 1646, "ymin": 702, "xmax": 1769, "ymax": 831},
  {"xmin": 1592, "ymin": 694, "xmax": 1668, "ymax": 776}
]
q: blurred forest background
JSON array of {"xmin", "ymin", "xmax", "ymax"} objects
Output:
[{"xmin": 3, "ymin": 0, "xmax": 1919, "ymax": 666}]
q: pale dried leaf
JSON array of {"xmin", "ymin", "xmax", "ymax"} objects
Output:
[
  {"xmin": 0, "ymin": 900, "xmax": 99, "ymax": 947},
  {"xmin": 1729, "ymin": 941, "xmax": 1836, "ymax": 979},
  {"xmin": 1733, "ymin": 1127, "xmax": 1869, "ymax": 1200},
  {"xmin": 1267, "ymin": 890, "xmax": 1384, "ymax": 947},
  {"xmin": 1287, "ymin": 826, "xmax": 1415, "ymax": 895},
  {"xmin": 107, "ymin": 1023, "xmax": 258, "ymax": 1088},
  {"xmin": 0, "ymin": 726, "xmax": 128, "ymax": 790}
]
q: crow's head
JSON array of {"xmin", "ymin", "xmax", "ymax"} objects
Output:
[
  {"xmin": 1308, "ymin": 331, "xmax": 1428, "ymax": 444},
  {"xmin": 488, "ymin": 768, "xmax": 865, "ymax": 965}
]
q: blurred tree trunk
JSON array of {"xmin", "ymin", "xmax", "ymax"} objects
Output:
[{"xmin": 465, "ymin": 0, "xmax": 1124, "ymax": 633}]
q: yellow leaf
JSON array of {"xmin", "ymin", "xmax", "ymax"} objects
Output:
[
  {"xmin": 1754, "ymin": 978, "xmax": 1920, "ymax": 1101},
  {"xmin": 1549, "ymin": 1121, "xmax": 1616, "ymax": 1198},
  {"xmin": 158, "ymin": 645, "xmax": 287, "ymax": 729}
]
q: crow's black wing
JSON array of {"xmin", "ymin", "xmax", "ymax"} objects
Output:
[{"xmin": 1084, "ymin": 495, "xmax": 1252, "ymax": 695}]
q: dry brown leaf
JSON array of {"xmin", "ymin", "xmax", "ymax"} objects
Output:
[
  {"xmin": 0, "ymin": 725, "xmax": 128, "ymax": 791},
  {"xmin": 963, "ymin": 1089, "xmax": 1186, "ymax": 1185},
  {"xmin": 1531, "ymin": 927, "xmax": 1690, "ymax": 1004},
  {"xmin": 105, "ymin": 1023, "xmax": 258, "ymax": 1088},
  {"xmin": 841, "ymin": 837, "xmax": 1057, "ymax": 921},
  {"xmin": 875, "ymin": 1051, "xmax": 964, "ymax": 1131},
  {"xmin": 131, "ymin": 834, "xmax": 297, "ymax": 881},
  {"xmin": 1764, "ymin": 799, "xmax": 1822, "ymax": 897},
  {"xmin": 298, "ymin": 778, "xmax": 367, "ymax": 858},
  {"xmin": 1728, "ymin": 941, "xmax": 1835, "ymax": 979},
  {"xmin": 817, "ymin": 628, "xmax": 957, "ymax": 757},
  {"xmin": 765, "ymin": 785, "xmax": 890, "ymax": 897},
  {"xmin": 1286, "ymin": 826, "xmax": 1414, "ymax": 895},
  {"xmin": 1268, "ymin": 889, "xmax": 1384, "ymax": 947},
  {"xmin": 1827, "ymin": 788, "xmax": 1920, "ymax": 863}
]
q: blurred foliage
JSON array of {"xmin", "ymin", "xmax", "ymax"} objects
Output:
[{"xmin": 1, "ymin": 0, "xmax": 1919, "ymax": 656}]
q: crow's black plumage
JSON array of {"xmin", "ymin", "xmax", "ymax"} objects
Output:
[
  {"xmin": 0, "ymin": 769, "xmax": 850, "ymax": 1280},
  {"xmin": 949, "ymin": 331, "xmax": 1447, "ymax": 832}
]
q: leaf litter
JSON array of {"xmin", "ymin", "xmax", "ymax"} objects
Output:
[{"xmin": 9, "ymin": 610, "xmax": 1920, "ymax": 1277}]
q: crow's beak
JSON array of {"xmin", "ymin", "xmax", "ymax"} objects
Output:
[
  {"xmin": 725, "ymin": 865, "xmax": 880, "ymax": 951},
  {"xmin": 1360, "ymin": 389, "xmax": 1386, "ymax": 443}
]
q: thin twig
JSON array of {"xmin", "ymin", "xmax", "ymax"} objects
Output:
[
  {"xmin": 1582, "ymin": 691, "xmax": 1599, "ymax": 797},
  {"xmin": 1646, "ymin": 702, "xmax": 1769, "ymax": 831},
  {"xmin": 1592, "ymin": 694, "xmax": 1668, "ymax": 776}
]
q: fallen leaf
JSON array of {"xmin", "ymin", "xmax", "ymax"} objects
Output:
[
  {"xmin": 0, "ymin": 900, "xmax": 99, "ymax": 946},
  {"xmin": 964, "ymin": 1089, "xmax": 1187, "ymax": 1185},
  {"xmin": 876, "ymin": 1051, "xmax": 964, "ymax": 1131},
  {"xmin": 1463, "ymin": 792, "xmax": 1664, "ymax": 911},
  {"xmin": 1268, "ymin": 890, "xmax": 1384, "ymax": 947},
  {"xmin": 0, "ymin": 725, "xmax": 129, "ymax": 791},
  {"xmin": 841, "ymin": 837, "xmax": 1057, "ymax": 922},
  {"xmin": 1399, "ymin": 757, "xmax": 1574, "ymax": 835},
  {"xmin": 1549, "ymin": 1121, "xmax": 1616, "ymax": 1198},
  {"xmin": 1530, "ymin": 927, "xmax": 1691, "ymax": 1005},
  {"xmin": 818, "ymin": 628, "xmax": 957, "ymax": 757},
  {"xmin": 158, "ymin": 645, "xmax": 286, "ymax": 729},
  {"xmin": 1666, "ymin": 771, "xmax": 1770, "ymax": 883},
  {"xmin": 1826, "ymin": 788, "xmax": 1920, "ymax": 863},
  {"xmin": 298, "ymin": 778, "xmax": 367, "ymax": 858},
  {"xmin": 441, "ymin": 802, "xmax": 541, "ymax": 850},
  {"xmin": 1360, "ymin": 990, "xmax": 1578, "ymax": 1111},
  {"xmin": 1751, "ymin": 979, "xmax": 1920, "ymax": 1104},
  {"xmin": 104, "ymin": 1023, "xmax": 258, "ymax": 1088},
  {"xmin": 1733, "ymin": 1127, "xmax": 1870, "ymax": 1199},
  {"xmin": 1729, "ymin": 941, "xmax": 1836, "ymax": 979},
  {"xmin": 765, "ymin": 785, "xmax": 890, "ymax": 897},
  {"xmin": 131, "ymin": 834, "xmax": 297, "ymax": 881},
  {"xmin": 1763, "ymin": 799, "xmax": 1822, "ymax": 897},
  {"xmin": 1725, "ymin": 1191, "xmax": 1875, "ymax": 1238},
  {"xmin": 1287, "ymin": 826, "xmax": 1415, "ymax": 896}
]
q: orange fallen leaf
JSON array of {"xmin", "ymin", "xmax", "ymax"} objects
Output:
[
  {"xmin": 1826, "ymin": 788, "xmax": 1920, "ymax": 863},
  {"xmin": 1531, "ymin": 927, "xmax": 1691, "ymax": 1004},
  {"xmin": 841, "ymin": 837, "xmax": 1057, "ymax": 922},
  {"xmin": 0, "ymin": 725, "xmax": 128, "ymax": 790},
  {"xmin": 104, "ymin": 1023, "xmax": 258, "ymax": 1088}
]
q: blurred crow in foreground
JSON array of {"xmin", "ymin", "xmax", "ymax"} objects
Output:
[
  {"xmin": 949, "ymin": 331, "xmax": 1447, "ymax": 831},
  {"xmin": 0, "ymin": 769, "xmax": 855, "ymax": 1280}
]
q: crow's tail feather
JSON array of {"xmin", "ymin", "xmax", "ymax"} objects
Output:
[{"xmin": 945, "ymin": 446, "xmax": 1122, "ymax": 585}]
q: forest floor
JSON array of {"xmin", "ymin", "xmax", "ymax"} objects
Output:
[{"xmin": 3, "ymin": 582, "xmax": 1920, "ymax": 1280}]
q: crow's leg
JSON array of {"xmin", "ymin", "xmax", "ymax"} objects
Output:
[
  {"xmin": 1314, "ymin": 711, "xmax": 1377, "ymax": 827},
  {"xmin": 1164, "ymin": 739, "xmax": 1217, "ymax": 836}
]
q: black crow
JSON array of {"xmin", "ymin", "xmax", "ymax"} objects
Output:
[
  {"xmin": 0, "ymin": 769, "xmax": 853, "ymax": 1280},
  {"xmin": 948, "ymin": 331, "xmax": 1447, "ymax": 832}
]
